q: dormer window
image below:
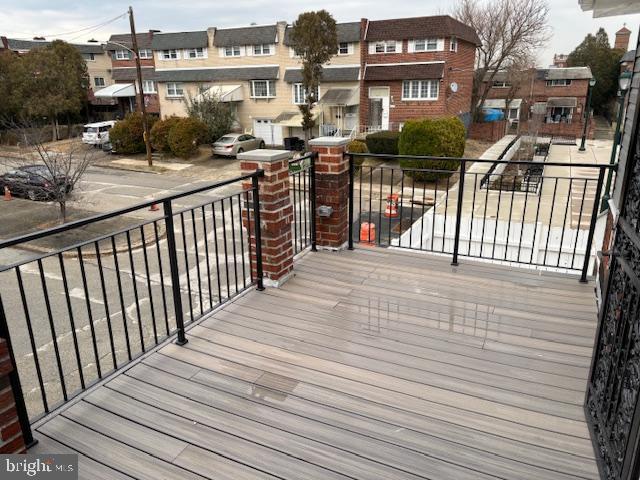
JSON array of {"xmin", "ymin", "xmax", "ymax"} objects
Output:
[
  {"xmin": 224, "ymin": 46, "xmax": 241, "ymax": 57},
  {"xmin": 414, "ymin": 39, "xmax": 438, "ymax": 52},
  {"xmin": 253, "ymin": 44, "xmax": 271, "ymax": 55},
  {"xmin": 371, "ymin": 40, "xmax": 398, "ymax": 54},
  {"xmin": 337, "ymin": 42, "xmax": 350, "ymax": 55},
  {"xmin": 115, "ymin": 50, "xmax": 130, "ymax": 60},
  {"xmin": 546, "ymin": 79, "xmax": 572, "ymax": 86},
  {"xmin": 185, "ymin": 47, "xmax": 207, "ymax": 59},
  {"xmin": 138, "ymin": 49, "xmax": 152, "ymax": 59},
  {"xmin": 162, "ymin": 49, "xmax": 179, "ymax": 60}
]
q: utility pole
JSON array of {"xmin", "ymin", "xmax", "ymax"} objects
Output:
[{"xmin": 128, "ymin": 6, "xmax": 153, "ymax": 166}]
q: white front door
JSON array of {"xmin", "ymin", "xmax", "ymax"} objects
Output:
[
  {"xmin": 253, "ymin": 119, "xmax": 283, "ymax": 146},
  {"xmin": 369, "ymin": 87, "xmax": 390, "ymax": 130}
]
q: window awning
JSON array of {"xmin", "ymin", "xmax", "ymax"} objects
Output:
[
  {"xmin": 547, "ymin": 97, "xmax": 578, "ymax": 108},
  {"xmin": 318, "ymin": 88, "xmax": 359, "ymax": 106},
  {"xmin": 195, "ymin": 84, "xmax": 243, "ymax": 102},
  {"xmin": 94, "ymin": 83, "xmax": 136, "ymax": 98},
  {"xmin": 483, "ymin": 98, "xmax": 522, "ymax": 109},
  {"xmin": 274, "ymin": 110, "xmax": 321, "ymax": 128}
]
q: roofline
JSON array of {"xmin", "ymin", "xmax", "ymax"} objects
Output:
[
  {"xmin": 284, "ymin": 64, "xmax": 360, "ymax": 70},
  {"xmin": 154, "ymin": 64, "xmax": 279, "ymax": 72},
  {"xmin": 365, "ymin": 60, "xmax": 446, "ymax": 67}
]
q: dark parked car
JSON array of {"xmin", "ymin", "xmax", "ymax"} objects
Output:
[{"xmin": 0, "ymin": 165, "xmax": 72, "ymax": 201}]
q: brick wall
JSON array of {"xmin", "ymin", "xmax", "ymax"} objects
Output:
[
  {"xmin": 522, "ymin": 118, "xmax": 595, "ymax": 139},
  {"xmin": 0, "ymin": 339, "xmax": 26, "ymax": 454},
  {"xmin": 359, "ymin": 24, "xmax": 476, "ymax": 127},
  {"xmin": 468, "ymin": 121, "xmax": 506, "ymax": 142}
]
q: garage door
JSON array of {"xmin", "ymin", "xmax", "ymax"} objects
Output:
[{"xmin": 253, "ymin": 119, "xmax": 283, "ymax": 146}]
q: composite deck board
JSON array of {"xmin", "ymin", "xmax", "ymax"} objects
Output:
[{"xmin": 33, "ymin": 249, "xmax": 600, "ymax": 479}]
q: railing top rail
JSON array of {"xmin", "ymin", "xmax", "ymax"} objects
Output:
[
  {"xmin": 0, "ymin": 170, "xmax": 264, "ymax": 250},
  {"xmin": 347, "ymin": 152, "xmax": 617, "ymax": 170}
]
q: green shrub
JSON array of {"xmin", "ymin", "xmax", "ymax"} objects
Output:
[
  {"xmin": 365, "ymin": 130, "xmax": 400, "ymax": 155},
  {"xmin": 110, "ymin": 113, "xmax": 157, "ymax": 154},
  {"xmin": 398, "ymin": 117, "xmax": 466, "ymax": 182},
  {"xmin": 347, "ymin": 140, "xmax": 368, "ymax": 153},
  {"xmin": 167, "ymin": 117, "xmax": 209, "ymax": 159},
  {"xmin": 150, "ymin": 116, "xmax": 182, "ymax": 153}
]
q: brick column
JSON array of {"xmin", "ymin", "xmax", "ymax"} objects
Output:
[
  {"xmin": 239, "ymin": 149, "xmax": 294, "ymax": 287},
  {"xmin": 0, "ymin": 339, "xmax": 26, "ymax": 454},
  {"xmin": 309, "ymin": 137, "xmax": 351, "ymax": 250}
]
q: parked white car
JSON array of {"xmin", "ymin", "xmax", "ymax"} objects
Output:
[
  {"xmin": 82, "ymin": 121, "xmax": 115, "ymax": 146},
  {"xmin": 213, "ymin": 133, "xmax": 265, "ymax": 157}
]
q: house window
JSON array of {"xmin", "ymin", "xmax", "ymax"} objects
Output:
[
  {"xmin": 224, "ymin": 46, "xmax": 241, "ymax": 57},
  {"xmin": 546, "ymin": 79, "xmax": 572, "ymax": 86},
  {"xmin": 450, "ymin": 36, "xmax": 458, "ymax": 52},
  {"xmin": 162, "ymin": 49, "xmax": 179, "ymax": 60},
  {"xmin": 492, "ymin": 80, "xmax": 512, "ymax": 88},
  {"xmin": 251, "ymin": 80, "xmax": 275, "ymax": 98},
  {"xmin": 166, "ymin": 82, "xmax": 184, "ymax": 97},
  {"xmin": 94, "ymin": 77, "xmax": 105, "ymax": 87},
  {"xmin": 138, "ymin": 49, "xmax": 152, "ymax": 59},
  {"xmin": 293, "ymin": 83, "xmax": 319, "ymax": 104},
  {"xmin": 253, "ymin": 44, "xmax": 271, "ymax": 55},
  {"xmin": 337, "ymin": 42, "xmax": 349, "ymax": 55},
  {"xmin": 185, "ymin": 47, "xmax": 206, "ymax": 59},
  {"xmin": 373, "ymin": 41, "xmax": 397, "ymax": 53},
  {"xmin": 82, "ymin": 53, "xmax": 95, "ymax": 61},
  {"xmin": 414, "ymin": 38, "xmax": 438, "ymax": 52},
  {"xmin": 115, "ymin": 50, "xmax": 129, "ymax": 60},
  {"xmin": 142, "ymin": 80, "xmax": 156, "ymax": 94},
  {"xmin": 401, "ymin": 80, "xmax": 439, "ymax": 100}
]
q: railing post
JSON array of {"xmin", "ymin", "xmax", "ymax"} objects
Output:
[
  {"xmin": 252, "ymin": 173, "xmax": 265, "ymax": 291},
  {"xmin": 310, "ymin": 152, "xmax": 318, "ymax": 252},
  {"xmin": 581, "ymin": 167, "xmax": 606, "ymax": 283},
  {"xmin": 348, "ymin": 153, "xmax": 355, "ymax": 250},
  {"xmin": 163, "ymin": 200, "xmax": 187, "ymax": 345},
  {"xmin": 452, "ymin": 159, "xmax": 466, "ymax": 266},
  {"xmin": 0, "ymin": 295, "xmax": 36, "ymax": 450}
]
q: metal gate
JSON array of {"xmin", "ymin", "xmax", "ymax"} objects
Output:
[{"xmin": 586, "ymin": 96, "xmax": 640, "ymax": 479}]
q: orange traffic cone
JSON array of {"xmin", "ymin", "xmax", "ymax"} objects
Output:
[
  {"xmin": 384, "ymin": 194, "xmax": 399, "ymax": 218},
  {"xmin": 149, "ymin": 203, "xmax": 159, "ymax": 212},
  {"xmin": 3, "ymin": 186, "xmax": 12, "ymax": 201},
  {"xmin": 360, "ymin": 222, "xmax": 376, "ymax": 246}
]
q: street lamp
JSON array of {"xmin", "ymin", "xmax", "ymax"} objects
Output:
[
  {"xmin": 579, "ymin": 77, "xmax": 597, "ymax": 152},
  {"xmin": 600, "ymin": 70, "xmax": 632, "ymax": 212}
]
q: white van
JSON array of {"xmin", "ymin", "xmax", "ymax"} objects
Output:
[{"xmin": 82, "ymin": 121, "xmax": 115, "ymax": 146}]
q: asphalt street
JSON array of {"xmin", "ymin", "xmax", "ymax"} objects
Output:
[{"xmin": 0, "ymin": 162, "xmax": 311, "ymax": 420}]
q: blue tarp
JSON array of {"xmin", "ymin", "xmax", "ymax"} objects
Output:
[{"xmin": 482, "ymin": 108, "xmax": 505, "ymax": 122}]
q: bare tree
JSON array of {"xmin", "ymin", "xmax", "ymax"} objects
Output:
[
  {"xmin": 453, "ymin": 0, "xmax": 550, "ymax": 120},
  {"xmin": 1, "ymin": 125, "xmax": 93, "ymax": 222}
]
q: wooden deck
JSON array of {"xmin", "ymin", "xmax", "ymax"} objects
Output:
[{"xmin": 31, "ymin": 248, "xmax": 600, "ymax": 479}]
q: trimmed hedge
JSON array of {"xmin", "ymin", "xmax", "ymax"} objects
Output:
[
  {"xmin": 365, "ymin": 130, "xmax": 400, "ymax": 155},
  {"xmin": 109, "ymin": 113, "xmax": 157, "ymax": 154},
  {"xmin": 398, "ymin": 117, "xmax": 465, "ymax": 182},
  {"xmin": 167, "ymin": 117, "xmax": 208, "ymax": 159},
  {"xmin": 150, "ymin": 116, "xmax": 182, "ymax": 153},
  {"xmin": 347, "ymin": 140, "xmax": 368, "ymax": 154}
]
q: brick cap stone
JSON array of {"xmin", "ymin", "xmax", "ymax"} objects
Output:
[
  {"xmin": 309, "ymin": 136, "xmax": 351, "ymax": 147},
  {"xmin": 237, "ymin": 149, "xmax": 292, "ymax": 162}
]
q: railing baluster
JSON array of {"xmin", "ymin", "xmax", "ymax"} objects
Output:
[
  {"xmin": 571, "ymin": 179, "xmax": 588, "ymax": 270},
  {"xmin": 543, "ymin": 178, "xmax": 559, "ymax": 266},
  {"xmin": 388, "ymin": 168, "xmax": 394, "ymax": 247},
  {"xmin": 530, "ymin": 176, "xmax": 545, "ymax": 265},
  {"xmin": 469, "ymin": 172, "xmax": 478, "ymax": 256},
  {"xmin": 492, "ymin": 176, "xmax": 503, "ymax": 259},
  {"xmin": 228, "ymin": 196, "xmax": 239, "ymax": 295},
  {"xmin": 163, "ymin": 201, "xmax": 187, "ymax": 346},
  {"xmin": 153, "ymin": 221, "xmax": 170, "ymax": 337},
  {"xmin": 211, "ymin": 202, "xmax": 223, "ymax": 302},
  {"xmin": 581, "ymin": 168, "xmax": 606, "ymax": 283},
  {"xmin": 110, "ymin": 236, "xmax": 132, "ymax": 361},
  {"xmin": 237, "ymin": 194, "xmax": 248, "ymax": 289},
  {"xmin": 200, "ymin": 205, "xmax": 214, "ymax": 307},
  {"xmin": 252, "ymin": 173, "xmax": 265, "ymax": 291},
  {"xmin": 125, "ymin": 231, "xmax": 144, "ymax": 353},
  {"xmin": 452, "ymin": 159, "xmax": 466, "ymax": 266},
  {"xmin": 310, "ymin": 153, "xmax": 318, "ymax": 252},
  {"xmin": 504, "ymin": 183, "xmax": 516, "ymax": 261},
  {"xmin": 431, "ymin": 175, "xmax": 437, "ymax": 251},
  {"xmin": 94, "ymin": 241, "xmax": 117, "ymax": 369},
  {"xmin": 139, "ymin": 226, "xmax": 158, "ymax": 345},
  {"xmin": 558, "ymin": 178, "xmax": 573, "ymax": 268},
  {"xmin": 179, "ymin": 212, "xmax": 194, "ymax": 323},
  {"xmin": 58, "ymin": 253, "xmax": 85, "ymax": 390},
  {"xmin": 190, "ymin": 209, "xmax": 204, "ymax": 314},
  {"xmin": 220, "ymin": 198, "xmax": 231, "ymax": 299},
  {"xmin": 292, "ymin": 171, "xmax": 298, "ymax": 253},
  {"xmin": 76, "ymin": 247, "xmax": 102, "ymax": 378},
  {"xmin": 517, "ymin": 181, "xmax": 529, "ymax": 263}
]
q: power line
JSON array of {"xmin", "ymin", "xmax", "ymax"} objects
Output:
[
  {"xmin": 5, "ymin": 12, "xmax": 127, "ymax": 41},
  {"xmin": 66, "ymin": 14, "xmax": 127, "ymax": 42}
]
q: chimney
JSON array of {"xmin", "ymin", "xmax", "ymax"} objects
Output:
[
  {"xmin": 615, "ymin": 24, "xmax": 631, "ymax": 51},
  {"xmin": 553, "ymin": 54, "xmax": 568, "ymax": 68}
]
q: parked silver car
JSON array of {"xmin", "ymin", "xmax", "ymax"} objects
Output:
[{"xmin": 213, "ymin": 133, "xmax": 265, "ymax": 157}]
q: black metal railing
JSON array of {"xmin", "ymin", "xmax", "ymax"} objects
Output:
[
  {"xmin": 0, "ymin": 170, "xmax": 264, "ymax": 444},
  {"xmin": 347, "ymin": 152, "xmax": 614, "ymax": 282},
  {"xmin": 289, "ymin": 152, "xmax": 317, "ymax": 254}
]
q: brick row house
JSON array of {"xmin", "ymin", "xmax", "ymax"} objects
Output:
[
  {"xmin": 359, "ymin": 16, "xmax": 480, "ymax": 132},
  {"xmin": 483, "ymin": 66, "xmax": 594, "ymax": 138}
]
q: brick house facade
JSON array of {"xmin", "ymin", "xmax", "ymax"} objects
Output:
[
  {"xmin": 483, "ymin": 66, "xmax": 594, "ymax": 138},
  {"xmin": 359, "ymin": 16, "xmax": 479, "ymax": 132},
  {"xmin": 105, "ymin": 32, "xmax": 161, "ymax": 116}
]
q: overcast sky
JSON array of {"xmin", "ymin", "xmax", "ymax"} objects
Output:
[{"xmin": 1, "ymin": 0, "xmax": 639, "ymax": 65}]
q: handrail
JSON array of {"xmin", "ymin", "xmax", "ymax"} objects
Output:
[{"xmin": 0, "ymin": 170, "xmax": 264, "ymax": 249}]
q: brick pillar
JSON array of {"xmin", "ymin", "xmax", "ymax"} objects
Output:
[
  {"xmin": 239, "ymin": 149, "xmax": 294, "ymax": 287},
  {"xmin": 0, "ymin": 339, "xmax": 26, "ymax": 454},
  {"xmin": 310, "ymin": 137, "xmax": 351, "ymax": 250}
]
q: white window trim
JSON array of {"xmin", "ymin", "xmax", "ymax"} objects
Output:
[
  {"xmin": 292, "ymin": 83, "xmax": 320, "ymax": 105},
  {"xmin": 450, "ymin": 36, "xmax": 458, "ymax": 52},
  {"xmin": 94, "ymin": 77, "xmax": 105, "ymax": 87},
  {"xmin": 252, "ymin": 44, "xmax": 273, "ymax": 56},
  {"xmin": 401, "ymin": 79, "xmax": 439, "ymax": 101},
  {"xmin": 337, "ymin": 42, "xmax": 352, "ymax": 56},
  {"xmin": 142, "ymin": 80, "xmax": 156, "ymax": 94},
  {"xmin": 84, "ymin": 53, "xmax": 95, "ymax": 61},
  {"xmin": 369, "ymin": 40, "xmax": 401, "ymax": 54},
  {"xmin": 492, "ymin": 81, "xmax": 512, "ymax": 88},
  {"xmin": 546, "ymin": 79, "xmax": 572, "ymax": 87},
  {"xmin": 166, "ymin": 82, "xmax": 184, "ymax": 98},
  {"xmin": 115, "ymin": 50, "xmax": 129, "ymax": 60},
  {"xmin": 183, "ymin": 47, "xmax": 208, "ymax": 59},
  {"xmin": 161, "ymin": 49, "xmax": 180, "ymax": 60},
  {"xmin": 138, "ymin": 49, "xmax": 152, "ymax": 59},
  {"xmin": 251, "ymin": 80, "xmax": 276, "ymax": 98},
  {"xmin": 408, "ymin": 38, "xmax": 444, "ymax": 53},
  {"xmin": 222, "ymin": 45, "xmax": 243, "ymax": 57}
]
